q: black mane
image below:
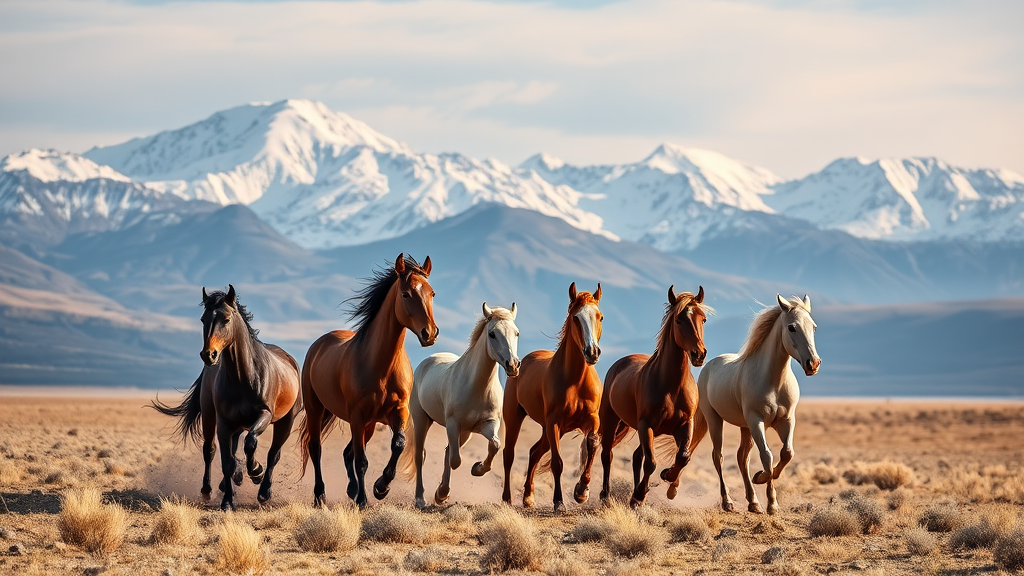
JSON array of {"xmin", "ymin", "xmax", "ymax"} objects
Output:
[
  {"xmin": 202, "ymin": 290, "xmax": 260, "ymax": 340},
  {"xmin": 346, "ymin": 255, "xmax": 428, "ymax": 335}
]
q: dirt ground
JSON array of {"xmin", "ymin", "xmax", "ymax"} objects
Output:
[{"xmin": 0, "ymin": 391, "xmax": 1022, "ymax": 575}]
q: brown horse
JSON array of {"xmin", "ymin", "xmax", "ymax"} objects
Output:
[
  {"xmin": 502, "ymin": 282, "xmax": 604, "ymax": 512},
  {"xmin": 599, "ymin": 285, "xmax": 709, "ymax": 506},
  {"xmin": 152, "ymin": 285, "xmax": 301, "ymax": 510},
  {"xmin": 299, "ymin": 254, "xmax": 438, "ymax": 508}
]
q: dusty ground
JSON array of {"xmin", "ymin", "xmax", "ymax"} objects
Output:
[{"xmin": 0, "ymin": 390, "xmax": 1022, "ymax": 575}]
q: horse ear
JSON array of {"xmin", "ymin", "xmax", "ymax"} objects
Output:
[
  {"xmin": 803, "ymin": 294, "xmax": 811, "ymax": 312},
  {"xmin": 482, "ymin": 301, "xmax": 493, "ymax": 318},
  {"xmin": 510, "ymin": 302, "xmax": 517, "ymax": 320},
  {"xmin": 695, "ymin": 285, "xmax": 704, "ymax": 304},
  {"xmin": 394, "ymin": 253, "xmax": 406, "ymax": 275},
  {"xmin": 226, "ymin": 284, "xmax": 237, "ymax": 307},
  {"xmin": 776, "ymin": 293, "xmax": 792, "ymax": 312},
  {"xmin": 594, "ymin": 283, "xmax": 602, "ymax": 302},
  {"xmin": 667, "ymin": 285, "xmax": 676, "ymax": 304},
  {"xmin": 202, "ymin": 287, "xmax": 208, "ymax": 301},
  {"xmin": 422, "ymin": 255, "xmax": 432, "ymax": 276},
  {"xmin": 568, "ymin": 282, "xmax": 577, "ymax": 302}
]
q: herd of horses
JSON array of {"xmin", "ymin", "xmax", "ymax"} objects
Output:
[{"xmin": 153, "ymin": 253, "xmax": 821, "ymax": 516}]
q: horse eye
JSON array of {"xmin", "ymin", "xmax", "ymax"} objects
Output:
[
  {"xmin": 515, "ymin": 331, "xmax": 520, "ymax": 337},
  {"xmin": 702, "ymin": 318, "xmax": 706, "ymax": 324},
  {"xmin": 489, "ymin": 332, "xmax": 496, "ymax": 339},
  {"xmin": 599, "ymin": 314, "xmax": 604, "ymax": 321},
  {"xmin": 402, "ymin": 292, "xmax": 411, "ymax": 299},
  {"xmin": 788, "ymin": 325, "xmax": 796, "ymax": 333}
]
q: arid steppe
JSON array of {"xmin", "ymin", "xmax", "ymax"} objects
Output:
[{"xmin": 1, "ymin": 391, "xmax": 1023, "ymax": 575}]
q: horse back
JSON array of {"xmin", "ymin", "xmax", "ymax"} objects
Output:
[
  {"xmin": 603, "ymin": 354, "xmax": 648, "ymax": 430},
  {"xmin": 303, "ymin": 330, "xmax": 357, "ymax": 421},
  {"xmin": 265, "ymin": 344, "xmax": 301, "ymax": 420}
]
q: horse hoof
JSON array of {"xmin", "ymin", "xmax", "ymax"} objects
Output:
[
  {"xmin": 373, "ymin": 481, "xmax": 390, "ymax": 501},
  {"xmin": 749, "ymin": 502, "xmax": 763, "ymax": 514},
  {"xmin": 767, "ymin": 504, "xmax": 780, "ymax": 516},
  {"xmin": 249, "ymin": 465, "xmax": 265, "ymax": 485},
  {"xmin": 201, "ymin": 488, "xmax": 212, "ymax": 502},
  {"xmin": 232, "ymin": 468, "xmax": 243, "ymax": 486},
  {"xmin": 523, "ymin": 495, "xmax": 535, "ymax": 508},
  {"xmin": 220, "ymin": 500, "xmax": 234, "ymax": 512},
  {"xmin": 313, "ymin": 494, "xmax": 326, "ymax": 509},
  {"xmin": 722, "ymin": 501, "xmax": 736, "ymax": 513},
  {"xmin": 660, "ymin": 468, "xmax": 673, "ymax": 482},
  {"xmin": 355, "ymin": 496, "xmax": 368, "ymax": 510},
  {"xmin": 553, "ymin": 501, "xmax": 566, "ymax": 514},
  {"xmin": 415, "ymin": 497, "xmax": 428, "ymax": 510},
  {"xmin": 629, "ymin": 496, "xmax": 645, "ymax": 509},
  {"xmin": 599, "ymin": 490, "xmax": 609, "ymax": 502},
  {"xmin": 471, "ymin": 462, "xmax": 487, "ymax": 477},
  {"xmin": 666, "ymin": 484, "xmax": 679, "ymax": 500},
  {"xmin": 753, "ymin": 471, "xmax": 769, "ymax": 485},
  {"xmin": 573, "ymin": 482, "xmax": 589, "ymax": 504},
  {"xmin": 346, "ymin": 481, "xmax": 359, "ymax": 500}
]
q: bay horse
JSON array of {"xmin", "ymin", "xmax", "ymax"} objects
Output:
[
  {"xmin": 502, "ymin": 282, "xmax": 603, "ymax": 512},
  {"xmin": 402, "ymin": 302, "xmax": 521, "ymax": 509},
  {"xmin": 599, "ymin": 285, "xmax": 710, "ymax": 506},
  {"xmin": 152, "ymin": 285, "xmax": 301, "ymax": 510},
  {"xmin": 299, "ymin": 254, "xmax": 438, "ymax": 508},
  {"xmin": 690, "ymin": 294, "xmax": 821, "ymax": 515}
]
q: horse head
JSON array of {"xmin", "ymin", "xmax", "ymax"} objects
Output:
[
  {"xmin": 394, "ymin": 253, "xmax": 439, "ymax": 347},
  {"xmin": 200, "ymin": 284, "xmax": 240, "ymax": 366},
  {"xmin": 482, "ymin": 301, "xmax": 521, "ymax": 377},
  {"xmin": 568, "ymin": 282, "xmax": 603, "ymax": 365},
  {"xmin": 777, "ymin": 294, "xmax": 821, "ymax": 376},
  {"xmin": 668, "ymin": 285, "xmax": 708, "ymax": 367}
]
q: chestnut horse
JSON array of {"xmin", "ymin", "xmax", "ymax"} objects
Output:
[
  {"xmin": 299, "ymin": 254, "xmax": 438, "ymax": 508},
  {"xmin": 152, "ymin": 285, "xmax": 301, "ymax": 510},
  {"xmin": 599, "ymin": 285, "xmax": 710, "ymax": 506},
  {"xmin": 502, "ymin": 282, "xmax": 603, "ymax": 512}
]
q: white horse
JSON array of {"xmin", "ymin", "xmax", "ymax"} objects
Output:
[
  {"xmin": 690, "ymin": 295, "xmax": 821, "ymax": 515},
  {"xmin": 403, "ymin": 302, "xmax": 521, "ymax": 509}
]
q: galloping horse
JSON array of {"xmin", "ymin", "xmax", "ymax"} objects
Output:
[
  {"xmin": 502, "ymin": 282, "xmax": 604, "ymax": 512},
  {"xmin": 599, "ymin": 285, "xmax": 710, "ymax": 506},
  {"xmin": 152, "ymin": 285, "xmax": 301, "ymax": 510},
  {"xmin": 299, "ymin": 254, "xmax": 438, "ymax": 508},
  {"xmin": 403, "ymin": 302, "xmax": 521, "ymax": 509},
  {"xmin": 691, "ymin": 295, "xmax": 821, "ymax": 515}
]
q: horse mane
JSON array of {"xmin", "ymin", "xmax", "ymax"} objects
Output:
[
  {"xmin": 202, "ymin": 290, "xmax": 260, "ymax": 340},
  {"xmin": 347, "ymin": 254, "xmax": 428, "ymax": 335},
  {"xmin": 469, "ymin": 307, "xmax": 516, "ymax": 345},
  {"xmin": 202, "ymin": 289, "xmax": 272, "ymax": 396},
  {"xmin": 558, "ymin": 291, "xmax": 599, "ymax": 342},
  {"xmin": 654, "ymin": 293, "xmax": 715, "ymax": 354},
  {"xmin": 738, "ymin": 296, "xmax": 807, "ymax": 359}
]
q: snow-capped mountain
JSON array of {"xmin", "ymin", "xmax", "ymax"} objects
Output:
[
  {"xmin": 0, "ymin": 149, "xmax": 206, "ymax": 250},
  {"xmin": 766, "ymin": 157, "xmax": 1024, "ymax": 242},
  {"xmin": 521, "ymin": 144, "xmax": 782, "ymax": 251},
  {"xmin": 84, "ymin": 99, "xmax": 610, "ymax": 248}
]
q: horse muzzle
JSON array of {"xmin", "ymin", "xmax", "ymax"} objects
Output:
[
  {"xmin": 803, "ymin": 357, "xmax": 821, "ymax": 376},
  {"xmin": 690, "ymin": 349, "xmax": 707, "ymax": 367},
  {"xmin": 200, "ymin": 349, "xmax": 220, "ymax": 366},
  {"xmin": 418, "ymin": 327, "xmax": 439, "ymax": 347},
  {"xmin": 504, "ymin": 358, "xmax": 521, "ymax": 378},
  {"xmin": 583, "ymin": 345, "xmax": 601, "ymax": 366}
]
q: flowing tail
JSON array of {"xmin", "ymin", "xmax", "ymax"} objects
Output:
[
  {"xmin": 395, "ymin": 416, "xmax": 417, "ymax": 480},
  {"xmin": 297, "ymin": 408, "xmax": 338, "ymax": 478},
  {"xmin": 536, "ymin": 433, "xmax": 589, "ymax": 475},
  {"xmin": 150, "ymin": 373, "xmax": 204, "ymax": 446},
  {"xmin": 688, "ymin": 407, "xmax": 709, "ymax": 455}
]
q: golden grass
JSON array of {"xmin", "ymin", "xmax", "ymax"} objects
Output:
[
  {"xmin": 919, "ymin": 503, "xmax": 966, "ymax": 532},
  {"xmin": 545, "ymin": 557, "xmax": 588, "ymax": 576},
  {"xmin": 360, "ymin": 504, "xmax": 427, "ymax": 544},
  {"xmin": 666, "ymin": 512, "xmax": 713, "ymax": 543},
  {"xmin": 904, "ymin": 527, "xmax": 937, "ymax": 556},
  {"xmin": 994, "ymin": 527, "xmax": 1024, "ymax": 571},
  {"xmin": 811, "ymin": 462, "xmax": 839, "ymax": 484},
  {"xmin": 57, "ymin": 488, "xmax": 129, "ymax": 554},
  {"xmin": 0, "ymin": 459, "xmax": 23, "ymax": 484},
  {"xmin": 254, "ymin": 501, "xmax": 314, "ymax": 530},
  {"xmin": 150, "ymin": 497, "xmax": 202, "ymax": 545},
  {"xmin": 477, "ymin": 505, "xmax": 549, "ymax": 571},
  {"xmin": 844, "ymin": 493, "xmax": 886, "ymax": 534},
  {"xmin": 599, "ymin": 502, "xmax": 666, "ymax": 559},
  {"xmin": 293, "ymin": 504, "xmax": 361, "ymax": 553},
  {"xmin": 808, "ymin": 507, "xmax": 860, "ymax": 537},
  {"xmin": 215, "ymin": 517, "xmax": 269, "ymax": 575},
  {"xmin": 403, "ymin": 546, "xmax": 449, "ymax": 572},
  {"xmin": 843, "ymin": 461, "xmax": 915, "ymax": 491}
]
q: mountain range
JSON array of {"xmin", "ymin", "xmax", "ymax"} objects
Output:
[{"xmin": 0, "ymin": 99, "xmax": 1021, "ymax": 396}]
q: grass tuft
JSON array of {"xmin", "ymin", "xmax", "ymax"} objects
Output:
[
  {"xmin": 667, "ymin": 512, "xmax": 713, "ymax": 543},
  {"xmin": 600, "ymin": 502, "xmax": 665, "ymax": 559},
  {"xmin": 808, "ymin": 507, "xmax": 860, "ymax": 537},
  {"xmin": 150, "ymin": 497, "xmax": 202, "ymax": 545},
  {"xmin": 477, "ymin": 506, "xmax": 549, "ymax": 571},
  {"xmin": 919, "ymin": 503, "xmax": 965, "ymax": 532},
  {"xmin": 904, "ymin": 527, "xmax": 937, "ymax": 556},
  {"xmin": 811, "ymin": 463, "xmax": 839, "ymax": 484},
  {"xmin": 845, "ymin": 493, "xmax": 885, "ymax": 534},
  {"xmin": 361, "ymin": 504, "xmax": 426, "ymax": 543},
  {"xmin": 994, "ymin": 528, "xmax": 1024, "ymax": 571},
  {"xmin": 293, "ymin": 504, "xmax": 361, "ymax": 553},
  {"xmin": 215, "ymin": 517, "xmax": 269, "ymax": 575},
  {"xmin": 57, "ymin": 488, "xmax": 129, "ymax": 554},
  {"xmin": 403, "ymin": 546, "xmax": 448, "ymax": 572},
  {"xmin": 843, "ymin": 461, "xmax": 914, "ymax": 490}
]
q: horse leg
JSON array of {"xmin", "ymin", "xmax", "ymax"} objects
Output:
[
  {"xmin": 200, "ymin": 407, "xmax": 216, "ymax": 502},
  {"xmin": 350, "ymin": 421, "xmax": 371, "ymax": 508},
  {"xmin": 574, "ymin": 416, "xmax": 600, "ymax": 504},
  {"xmin": 373, "ymin": 409, "xmax": 409, "ymax": 500},
  {"xmin": 220, "ymin": 430, "xmax": 244, "ymax": 491},
  {"xmin": 765, "ymin": 417, "xmax": 796, "ymax": 481},
  {"xmin": 662, "ymin": 419, "xmax": 693, "ymax": 500},
  {"xmin": 737, "ymin": 427, "xmax": 762, "ymax": 514},
  {"xmin": 436, "ymin": 425, "xmax": 470, "ymax": 505},
  {"xmin": 303, "ymin": 391, "xmax": 329, "ymax": 508},
  {"xmin": 413, "ymin": 415, "xmax": 433, "ymax": 509},
  {"xmin": 501, "ymin": 405, "xmax": 527, "ymax": 504},
  {"xmin": 244, "ymin": 408, "xmax": 272, "ymax": 484},
  {"xmin": 472, "ymin": 418, "xmax": 501, "ymax": 477},
  {"xmin": 342, "ymin": 442, "xmax": 358, "ymax": 500},
  {"xmin": 631, "ymin": 423, "xmax": 657, "ymax": 507},
  {"xmin": 631, "ymin": 444, "xmax": 643, "ymax": 490},
  {"xmin": 546, "ymin": 421, "xmax": 566, "ymax": 513},
  {"xmin": 216, "ymin": 421, "xmax": 238, "ymax": 511},
  {"xmin": 257, "ymin": 410, "xmax": 292, "ymax": 504},
  {"xmin": 707, "ymin": 409, "xmax": 735, "ymax": 512},
  {"xmin": 522, "ymin": 434, "xmax": 550, "ymax": 508},
  {"xmin": 600, "ymin": 420, "xmax": 625, "ymax": 502},
  {"xmin": 748, "ymin": 419, "xmax": 778, "ymax": 515}
]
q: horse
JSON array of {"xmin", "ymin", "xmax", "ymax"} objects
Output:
[
  {"xmin": 599, "ymin": 285, "xmax": 710, "ymax": 506},
  {"xmin": 151, "ymin": 285, "xmax": 301, "ymax": 511},
  {"xmin": 299, "ymin": 254, "xmax": 438, "ymax": 508},
  {"xmin": 502, "ymin": 282, "xmax": 604, "ymax": 512},
  {"xmin": 401, "ymin": 302, "xmax": 521, "ymax": 509},
  {"xmin": 690, "ymin": 294, "xmax": 821, "ymax": 515}
]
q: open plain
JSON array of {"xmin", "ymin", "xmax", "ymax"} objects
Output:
[{"xmin": 0, "ymin": 391, "xmax": 1022, "ymax": 575}]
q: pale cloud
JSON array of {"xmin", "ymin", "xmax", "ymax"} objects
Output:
[{"xmin": 0, "ymin": 0, "xmax": 1021, "ymax": 178}]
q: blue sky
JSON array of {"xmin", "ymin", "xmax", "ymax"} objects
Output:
[{"xmin": 1, "ymin": 0, "xmax": 1021, "ymax": 178}]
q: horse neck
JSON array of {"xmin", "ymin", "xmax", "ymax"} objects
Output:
[
  {"xmin": 748, "ymin": 315, "xmax": 792, "ymax": 386},
  {"xmin": 647, "ymin": 327, "xmax": 690, "ymax": 390},
  {"xmin": 224, "ymin": 317, "xmax": 264, "ymax": 394},
  {"xmin": 353, "ymin": 282, "xmax": 407, "ymax": 377},
  {"xmin": 552, "ymin": 319, "xmax": 587, "ymax": 388},
  {"xmin": 458, "ymin": 324, "xmax": 499, "ymax": 389}
]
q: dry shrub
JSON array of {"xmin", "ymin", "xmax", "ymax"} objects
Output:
[
  {"xmin": 472, "ymin": 503, "xmax": 502, "ymax": 522},
  {"xmin": 361, "ymin": 504, "xmax": 426, "ymax": 543},
  {"xmin": 442, "ymin": 503, "xmax": 473, "ymax": 527},
  {"xmin": 711, "ymin": 540, "xmax": 741, "ymax": 562},
  {"xmin": 294, "ymin": 505, "xmax": 361, "ymax": 553},
  {"xmin": 843, "ymin": 461, "xmax": 913, "ymax": 490},
  {"xmin": 605, "ymin": 561, "xmax": 646, "ymax": 576},
  {"xmin": 845, "ymin": 494, "xmax": 885, "ymax": 534},
  {"xmin": 887, "ymin": 487, "xmax": 910, "ymax": 510},
  {"xmin": 255, "ymin": 502, "xmax": 313, "ymax": 530},
  {"xmin": 808, "ymin": 507, "xmax": 859, "ymax": 537},
  {"xmin": 571, "ymin": 515, "xmax": 610, "ymax": 542},
  {"xmin": 150, "ymin": 497, "xmax": 202, "ymax": 545},
  {"xmin": 904, "ymin": 527, "xmax": 937, "ymax": 556},
  {"xmin": 477, "ymin": 506, "xmax": 549, "ymax": 571},
  {"xmin": 769, "ymin": 563, "xmax": 807, "ymax": 576},
  {"xmin": 404, "ymin": 546, "xmax": 448, "ymax": 572},
  {"xmin": 216, "ymin": 517, "xmax": 269, "ymax": 575},
  {"xmin": 811, "ymin": 463, "xmax": 839, "ymax": 484},
  {"xmin": 600, "ymin": 502, "xmax": 665, "ymax": 559},
  {"xmin": 57, "ymin": 488, "xmax": 129, "ymax": 554},
  {"xmin": 546, "ymin": 557, "xmax": 587, "ymax": 576},
  {"xmin": 950, "ymin": 518, "xmax": 1000, "ymax": 550},
  {"xmin": 667, "ymin": 513, "xmax": 713, "ymax": 543},
  {"xmin": 44, "ymin": 469, "xmax": 69, "ymax": 484},
  {"xmin": 0, "ymin": 460, "xmax": 22, "ymax": 484},
  {"xmin": 808, "ymin": 538, "xmax": 858, "ymax": 563},
  {"xmin": 994, "ymin": 528, "xmax": 1024, "ymax": 571},
  {"xmin": 102, "ymin": 459, "xmax": 129, "ymax": 476},
  {"xmin": 919, "ymin": 503, "xmax": 965, "ymax": 532}
]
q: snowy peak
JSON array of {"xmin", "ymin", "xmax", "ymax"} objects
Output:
[{"xmin": 2, "ymin": 149, "xmax": 131, "ymax": 183}]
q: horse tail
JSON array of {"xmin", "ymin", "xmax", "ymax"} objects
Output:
[
  {"xmin": 654, "ymin": 434, "xmax": 679, "ymax": 464},
  {"xmin": 688, "ymin": 407, "xmax": 708, "ymax": 455},
  {"xmin": 537, "ymin": 431, "xmax": 581, "ymax": 475},
  {"xmin": 150, "ymin": 372, "xmax": 204, "ymax": 446},
  {"xmin": 298, "ymin": 345, "xmax": 340, "ymax": 478},
  {"xmin": 396, "ymin": 416, "xmax": 417, "ymax": 480}
]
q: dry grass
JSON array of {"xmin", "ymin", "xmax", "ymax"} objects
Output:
[
  {"xmin": 904, "ymin": 527, "xmax": 937, "ymax": 556},
  {"xmin": 845, "ymin": 493, "xmax": 885, "ymax": 534},
  {"xmin": 887, "ymin": 487, "xmax": 910, "ymax": 510},
  {"xmin": 0, "ymin": 460, "xmax": 22, "ymax": 484},
  {"xmin": 215, "ymin": 517, "xmax": 269, "ymax": 575},
  {"xmin": 843, "ymin": 461, "xmax": 915, "ymax": 491},
  {"xmin": 403, "ymin": 546, "xmax": 448, "ymax": 572},
  {"xmin": 600, "ymin": 502, "xmax": 665, "ymax": 559},
  {"xmin": 477, "ymin": 506, "xmax": 549, "ymax": 571},
  {"xmin": 919, "ymin": 503, "xmax": 966, "ymax": 532},
  {"xmin": 808, "ymin": 538, "xmax": 859, "ymax": 563},
  {"xmin": 361, "ymin": 504, "xmax": 427, "ymax": 544},
  {"xmin": 57, "ymin": 488, "xmax": 129, "ymax": 554},
  {"xmin": 811, "ymin": 462, "xmax": 839, "ymax": 484},
  {"xmin": 666, "ymin": 512, "xmax": 713, "ymax": 543},
  {"xmin": 293, "ymin": 504, "xmax": 361, "ymax": 553},
  {"xmin": 711, "ymin": 540, "xmax": 742, "ymax": 562},
  {"xmin": 441, "ymin": 503, "xmax": 473, "ymax": 527},
  {"xmin": 150, "ymin": 497, "xmax": 202, "ymax": 545},
  {"xmin": 808, "ymin": 507, "xmax": 860, "ymax": 537},
  {"xmin": 545, "ymin": 557, "xmax": 588, "ymax": 576},
  {"xmin": 253, "ymin": 501, "xmax": 314, "ymax": 530},
  {"xmin": 994, "ymin": 527, "xmax": 1024, "ymax": 571},
  {"xmin": 570, "ymin": 515, "xmax": 610, "ymax": 542}
]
